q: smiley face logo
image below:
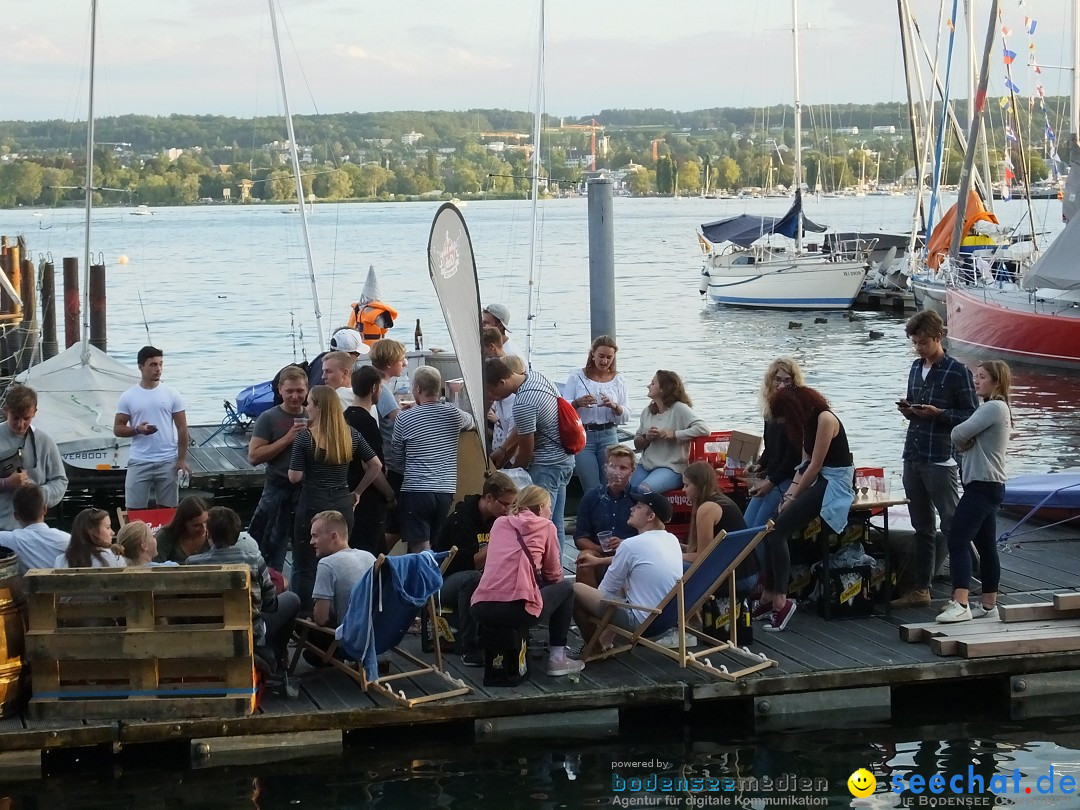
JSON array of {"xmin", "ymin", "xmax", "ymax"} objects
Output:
[{"xmin": 848, "ymin": 768, "xmax": 877, "ymax": 798}]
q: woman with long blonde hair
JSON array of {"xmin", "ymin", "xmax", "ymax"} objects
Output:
[
  {"xmin": 744, "ymin": 358, "xmax": 805, "ymax": 528},
  {"xmin": 936, "ymin": 360, "xmax": 1013, "ymax": 624},
  {"xmin": 289, "ymin": 385, "xmax": 378, "ymax": 612},
  {"xmin": 471, "ymin": 485, "xmax": 584, "ymax": 677}
]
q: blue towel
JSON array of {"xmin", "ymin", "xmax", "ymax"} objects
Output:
[
  {"xmin": 336, "ymin": 565, "xmax": 378, "ymax": 682},
  {"xmin": 819, "ymin": 465, "xmax": 856, "ymax": 534}
]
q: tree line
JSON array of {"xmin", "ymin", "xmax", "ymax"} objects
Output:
[{"xmin": 0, "ymin": 102, "xmax": 1063, "ymax": 207}]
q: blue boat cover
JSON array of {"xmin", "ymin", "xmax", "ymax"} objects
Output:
[
  {"xmin": 236, "ymin": 380, "xmax": 275, "ymax": 418},
  {"xmin": 700, "ymin": 190, "xmax": 827, "ymax": 248},
  {"xmin": 1003, "ymin": 473, "xmax": 1080, "ymax": 508}
]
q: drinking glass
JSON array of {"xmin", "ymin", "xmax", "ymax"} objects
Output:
[
  {"xmin": 855, "ymin": 476, "xmax": 869, "ymax": 499},
  {"xmin": 597, "ymin": 531, "xmax": 614, "ymax": 553}
]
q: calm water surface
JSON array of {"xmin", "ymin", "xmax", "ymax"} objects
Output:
[
  {"xmin": 6, "ymin": 195, "xmax": 1078, "ymax": 481},
  {"xmin": 5, "ymin": 718, "xmax": 1080, "ymax": 808}
]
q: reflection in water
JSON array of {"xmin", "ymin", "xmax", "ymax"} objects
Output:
[{"xmin": 5, "ymin": 720, "xmax": 1080, "ymax": 808}]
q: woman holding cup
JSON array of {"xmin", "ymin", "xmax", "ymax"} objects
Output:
[{"xmin": 565, "ymin": 336, "xmax": 629, "ymax": 493}]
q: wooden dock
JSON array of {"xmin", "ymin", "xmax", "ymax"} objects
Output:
[
  {"xmin": 1, "ymin": 516, "xmax": 1077, "ymax": 766},
  {"xmin": 854, "ymin": 287, "xmax": 918, "ymax": 314}
]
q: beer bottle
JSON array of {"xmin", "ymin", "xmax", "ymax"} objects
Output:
[{"xmin": 414, "ymin": 319, "xmax": 423, "ymax": 351}]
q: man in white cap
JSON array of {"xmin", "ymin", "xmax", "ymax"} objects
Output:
[
  {"xmin": 482, "ymin": 304, "xmax": 525, "ymax": 360},
  {"xmin": 306, "ymin": 327, "xmax": 369, "ymax": 391}
]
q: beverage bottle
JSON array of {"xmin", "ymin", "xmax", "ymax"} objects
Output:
[{"xmin": 414, "ymin": 319, "xmax": 423, "ymax": 350}]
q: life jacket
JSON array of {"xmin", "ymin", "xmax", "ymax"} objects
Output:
[{"xmin": 348, "ymin": 300, "xmax": 399, "ymax": 345}]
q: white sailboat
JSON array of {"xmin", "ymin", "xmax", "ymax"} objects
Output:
[{"xmin": 696, "ymin": 0, "xmax": 870, "ymax": 311}]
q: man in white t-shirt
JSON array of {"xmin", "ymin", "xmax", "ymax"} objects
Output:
[
  {"xmin": 572, "ymin": 491, "xmax": 683, "ymax": 649},
  {"xmin": 113, "ymin": 346, "xmax": 190, "ymax": 509}
]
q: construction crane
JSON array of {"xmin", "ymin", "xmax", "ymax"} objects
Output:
[{"xmin": 557, "ymin": 119, "xmax": 604, "ymax": 170}]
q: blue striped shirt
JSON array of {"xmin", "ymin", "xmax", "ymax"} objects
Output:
[{"xmin": 513, "ymin": 371, "xmax": 571, "ymax": 466}]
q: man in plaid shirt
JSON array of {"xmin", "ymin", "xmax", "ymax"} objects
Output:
[{"xmin": 891, "ymin": 310, "xmax": 978, "ymax": 608}]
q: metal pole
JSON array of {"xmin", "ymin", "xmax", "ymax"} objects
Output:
[
  {"xmin": 80, "ymin": 0, "xmax": 97, "ymax": 365},
  {"xmin": 268, "ymin": 0, "xmax": 323, "ymax": 349},
  {"xmin": 587, "ymin": 178, "xmax": 616, "ymax": 341},
  {"xmin": 41, "ymin": 259, "xmax": 58, "ymax": 360},
  {"xmin": 525, "ymin": 0, "xmax": 545, "ymax": 367},
  {"xmin": 89, "ymin": 261, "xmax": 106, "ymax": 352},
  {"xmin": 791, "ymin": 0, "xmax": 803, "ymax": 251}
]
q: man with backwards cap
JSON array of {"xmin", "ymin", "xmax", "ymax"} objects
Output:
[
  {"xmin": 571, "ymin": 491, "xmax": 685, "ymax": 654},
  {"xmin": 482, "ymin": 304, "xmax": 525, "ymax": 361},
  {"xmin": 306, "ymin": 327, "xmax": 369, "ymax": 390}
]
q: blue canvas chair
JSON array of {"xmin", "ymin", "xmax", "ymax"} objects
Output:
[
  {"xmin": 289, "ymin": 549, "xmax": 470, "ymax": 708},
  {"xmin": 579, "ymin": 524, "xmax": 776, "ymax": 682}
]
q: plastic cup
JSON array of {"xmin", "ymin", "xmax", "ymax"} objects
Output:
[
  {"xmin": 293, "ymin": 417, "xmax": 308, "ymax": 428},
  {"xmin": 597, "ymin": 531, "xmax": 614, "ymax": 553}
]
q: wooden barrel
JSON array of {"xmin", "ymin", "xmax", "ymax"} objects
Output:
[{"xmin": 0, "ymin": 548, "xmax": 25, "ymax": 717}]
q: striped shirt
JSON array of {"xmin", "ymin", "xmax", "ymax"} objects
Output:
[
  {"xmin": 513, "ymin": 371, "xmax": 571, "ymax": 466},
  {"xmin": 290, "ymin": 428, "xmax": 374, "ymax": 491},
  {"xmin": 390, "ymin": 402, "xmax": 475, "ymax": 493},
  {"xmin": 902, "ymin": 354, "xmax": 978, "ymax": 464}
]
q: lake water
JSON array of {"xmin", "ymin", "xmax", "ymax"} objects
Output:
[
  {"xmin": 7, "ymin": 194, "xmax": 1079, "ymax": 481},
  {"xmin": 6, "ymin": 716, "xmax": 1080, "ymax": 808}
]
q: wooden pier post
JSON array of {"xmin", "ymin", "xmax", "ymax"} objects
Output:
[
  {"xmin": 63, "ymin": 257, "xmax": 79, "ymax": 349},
  {"xmin": 17, "ymin": 256, "xmax": 38, "ymax": 372},
  {"xmin": 89, "ymin": 261, "xmax": 106, "ymax": 352},
  {"xmin": 40, "ymin": 259, "xmax": 58, "ymax": 360}
]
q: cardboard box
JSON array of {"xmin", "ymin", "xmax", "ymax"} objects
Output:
[{"xmin": 727, "ymin": 430, "xmax": 762, "ymax": 463}]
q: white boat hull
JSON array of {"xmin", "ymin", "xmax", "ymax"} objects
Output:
[{"xmin": 704, "ymin": 259, "xmax": 868, "ymax": 310}]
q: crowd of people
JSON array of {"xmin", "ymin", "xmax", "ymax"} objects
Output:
[{"xmin": 0, "ymin": 306, "xmax": 1017, "ymax": 685}]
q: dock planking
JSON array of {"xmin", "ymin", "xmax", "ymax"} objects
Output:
[{"xmin": 1, "ymin": 511, "xmax": 1078, "ymax": 758}]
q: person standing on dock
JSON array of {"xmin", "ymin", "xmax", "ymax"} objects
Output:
[
  {"xmin": 113, "ymin": 346, "xmax": 190, "ymax": 509},
  {"xmin": 564, "ymin": 335, "xmax": 629, "ymax": 494},
  {"xmin": 484, "ymin": 357, "xmax": 576, "ymax": 544},
  {"xmin": 891, "ymin": 311, "xmax": 978, "ymax": 609},
  {"xmin": 320, "ymin": 351, "xmax": 358, "ymax": 410},
  {"xmin": 389, "ymin": 366, "xmax": 476, "ymax": 553},
  {"xmin": 482, "ymin": 304, "xmax": 525, "ymax": 361},
  {"xmin": 247, "ymin": 365, "xmax": 309, "ymax": 571},
  {"xmin": 0, "ymin": 384, "xmax": 67, "ymax": 531}
]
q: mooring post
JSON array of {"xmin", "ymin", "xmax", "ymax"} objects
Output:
[
  {"xmin": 0, "ymin": 239, "xmax": 20, "ymax": 320},
  {"xmin": 63, "ymin": 257, "xmax": 79, "ymax": 349},
  {"xmin": 18, "ymin": 256, "xmax": 38, "ymax": 372},
  {"xmin": 587, "ymin": 178, "xmax": 617, "ymax": 341},
  {"xmin": 89, "ymin": 261, "xmax": 106, "ymax": 352},
  {"xmin": 40, "ymin": 259, "xmax": 57, "ymax": 360}
]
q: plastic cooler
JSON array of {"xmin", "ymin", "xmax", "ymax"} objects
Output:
[{"xmin": 666, "ymin": 432, "xmax": 734, "ymax": 540}]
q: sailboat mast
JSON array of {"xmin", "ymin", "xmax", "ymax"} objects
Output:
[
  {"xmin": 525, "ymin": 0, "xmax": 545, "ymax": 367},
  {"xmin": 1073, "ymin": 0, "xmax": 1080, "ymax": 149},
  {"xmin": 268, "ymin": 0, "xmax": 324, "ymax": 349},
  {"xmin": 80, "ymin": 0, "xmax": 98, "ymax": 365},
  {"xmin": 791, "ymin": 0, "xmax": 803, "ymax": 253}
]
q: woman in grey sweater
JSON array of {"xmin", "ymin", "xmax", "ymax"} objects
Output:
[{"xmin": 936, "ymin": 360, "xmax": 1013, "ymax": 624}]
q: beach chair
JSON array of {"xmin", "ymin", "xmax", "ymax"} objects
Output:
[
  {"xmin": 578, "ymin": 524, "xmax": 776, "ymax": 682},
  {"xmin": 288, "ymin": 548, "xmax": 470, "ymax": 708}
]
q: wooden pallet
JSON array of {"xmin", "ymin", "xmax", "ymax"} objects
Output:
[
  {"xmin": 900, "ymin": 593, "xmax": 1080, "ymax": 659},
  {"xmin": 24, "ymin": 565, "xmax": 257, "ymax": 720}
]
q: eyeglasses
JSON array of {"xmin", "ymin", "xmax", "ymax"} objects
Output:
[
  {"xmin": 496, "ymin": 498, "xmax": 516, "ymax": 508},
  {"xmin": 773, "ymin": 375, "xmax": 793, "ymax": 385}
]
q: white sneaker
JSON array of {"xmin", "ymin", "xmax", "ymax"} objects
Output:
[
  {"xmin": 935, "ymin": 600, "xmax": 973, "ymax": 624},
  {"xmin": 655, "ymin": 630, "xmax": 698, "ymax": 648},
  {"xmin": 970, "ymin": 604, "xmax": 999, "ymax": 620},
  {"xmin": 546, "ymin": 655, "xmax": 585, "ymax": 677}
]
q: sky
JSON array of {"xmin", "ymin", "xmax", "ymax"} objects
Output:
[{"xmin": 0, "ymin": 0, "xmax": 1071, "ymax": 122}]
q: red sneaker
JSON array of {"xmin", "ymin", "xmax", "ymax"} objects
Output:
[
  {"xmin": 750, "ymin": 599, "xmax": 774, "ymax": 622},
  {"xmin": 763, "ymin": 600, "xmax": 797, "ymax": 632}
]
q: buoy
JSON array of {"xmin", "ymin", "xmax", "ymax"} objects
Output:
[
  {"xmin": 788, "ymin": 321, "xmax": 802, "ymax": 329},
  {"xmin": 118, "ymin": 255, "xmax": 128, "ymax": 265},
  {"xmin": 869, "ymin": 330, "xmax": 885, "ymax": 339},
  {"xmin": 814, "ymin": 317, "xmax": 828, "ymax": 324}
]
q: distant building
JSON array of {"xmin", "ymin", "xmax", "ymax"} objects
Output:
[
  {"xmin": 872, "ymin": 125, "xmax": 897, "ymax": 135},
  {"xmin": 835, "ymin": 127, "xmax": 859, "ymax": 136},
  {"xmin": 401, "ymin": 131, "xmax": 424, "ymax": 146},
  {"xmin": 165, "ymin": 148, "xmax": 184, "ymax": 161}
]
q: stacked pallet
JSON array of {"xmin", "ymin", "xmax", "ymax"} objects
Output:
[{"xmin": 900, "ymin": 593, "xmax": 1080, "ymax": 659}]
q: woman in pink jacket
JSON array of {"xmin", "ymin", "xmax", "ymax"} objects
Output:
[{"xmin": 471, "ymin": 485, "xmax": 584, "ymax": 677}]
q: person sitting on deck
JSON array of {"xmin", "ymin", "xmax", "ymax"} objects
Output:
[
  {"xmin": 187, "ymin": 506, "xmax": 300, "ymax": 674},
  {"xmin": 433, "ymin": 471, "xmax": 519, "ymax": 666},
  {"xmin": 54, "ymin": 508, "xmax": 125, "ymax": 569},
  {"xmin": 310, "ymin": 510, "xmax": 376, "ymax": 630},
  {"xmin": 571, "ymin": 491, "xmax": 683, "ymax": 655},
  {"xmin": 154, "ymin": 496, "xmax": 209, "ymax": 564},
  {"xmin": 118, "ymin": 521, "xmax": 167, "ymax": 567},
  {"xmin": 574, "ymin": 445, "xmax": 638, "ymax": 589},
  {"xmin": 0, "ymin": 483, "xmax": 69, "ymax": 574}
]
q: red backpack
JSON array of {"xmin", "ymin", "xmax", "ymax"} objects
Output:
[{"xmin": 519, "ymin": 386, "xmax": 587, "ymax": 455}]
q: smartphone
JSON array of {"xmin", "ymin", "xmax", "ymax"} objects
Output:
[
  {"xmin": 911, "ymin": 404, "xmax": 928, "ymax": 410},
  {"xmin": 896, "ymin": 400, "xmax": 910, "ymax": 407}
]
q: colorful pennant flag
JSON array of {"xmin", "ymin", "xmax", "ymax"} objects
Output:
[
  {"xmin": 1003, "ymin": 48, "xmax": 1017, "ymax": 64},
  {"xmin": 1025, "ymin": 17, "xmax": 1037, "ymax": 35},
  {"xmin": 1046, "ymin": 124, "xmax": 1057, "ymax": 142},
  {"xmin": 1001, "ymin": 25, "xmax": 1013, "ymax": 36},
  {"xmin": 1005, "ymin": 77, "xmax": 1021, "ymax": 93},
  {"xmin": 1000, "ymin": 96, "xmax": 1011, "ymax": 110},
  {"xmin": 1005, "ymin": 125, "xmax": 1017, "ymax": 142}
]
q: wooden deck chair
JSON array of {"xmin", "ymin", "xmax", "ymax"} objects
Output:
[
  {"xmin": 579, "ymin": 523, "xmax": 777, "ymax": 682},
  {"xmin": 288, "ymin": 548, "xmax": 470, "ymax": 708}
]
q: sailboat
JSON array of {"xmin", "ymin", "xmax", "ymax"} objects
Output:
[
  {"xmin": 17, "ymin": 0, "xmax": 327, "ymax": 480},
  {"xmin": 696, "ymin": 0, "xmax": 870, "ymax": 311}
]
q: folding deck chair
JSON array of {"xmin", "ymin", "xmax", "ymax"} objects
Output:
[
  {"xmin": 288, "ymin": 548, "xmax": 471, "ymax": 708},
  {"xmin": 579, "ymin": 524, "xmax": 777, "ymax": 682}
]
